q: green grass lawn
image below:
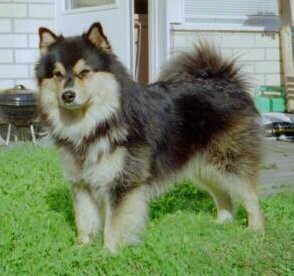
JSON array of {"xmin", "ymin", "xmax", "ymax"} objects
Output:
[{"xmin": 0, "ymin": 144, "xmax": 293, "ymax": 275}]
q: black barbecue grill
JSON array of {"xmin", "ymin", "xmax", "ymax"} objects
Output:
[{"xmin": 0, "ymin": 85, "xmax": 37, "ymax": 144}]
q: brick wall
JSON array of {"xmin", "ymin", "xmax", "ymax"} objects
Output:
[
  {"xmin": 171, "ymin": 30, "xmax": 282, "ymax": 93},
  {"xmin": 0, "ymin": 0, "xmax": 55, "ymax": 90}
]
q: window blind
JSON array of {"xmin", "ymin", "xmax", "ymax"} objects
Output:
[{"xmin": 184, "ymin": 0, "xmax": 279, "ymax": 18}]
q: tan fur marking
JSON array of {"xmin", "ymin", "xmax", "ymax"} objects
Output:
[
  {"xmin": 39, "ymin": 28, "xmax": 58, "ymax": 55},
  {"xmin": 86, "ymin": 23, "xmax": 111, "ymax": 52},
  {"xmin": 73, "ymin": 59, "xmax": 92, "ymax": 76},
  {"xmin": 54, "ymin": 62, "xmax": 66, "ymax": 76},
  {"xmin": 88, "ymin": 28, "xmax": 109, "ymax": 50},
  {"xmin": 40, "ymin": 32, "xmax": 56, "ymax": 46},
  {"xmin": 206, "ymin": 116, "xmax": 262, "ymax": 179}
]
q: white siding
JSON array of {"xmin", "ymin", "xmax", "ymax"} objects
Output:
[
  {"xmin": 171, "ymin": 30, "xmax": 282, "ymax": 92},
  {"xmin": 0, "ymin": 0, "xmax": 55, "ymax": 90}
]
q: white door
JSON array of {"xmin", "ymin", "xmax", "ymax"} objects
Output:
[{"xmin": 56, "ymin": 0, "xmax": 134, "ymax": 74}]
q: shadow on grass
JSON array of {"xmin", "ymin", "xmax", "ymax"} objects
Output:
[
  {"xmin": 150, "ymin": 182, "xmax": 215, "ymax": 220},
  {"xmin": 45, "ymin": 186, "xmax": 75, "ymax": 227},
  {"xmin": 45, "ymin": 182, "xmax": 216, "ymax": 224}
]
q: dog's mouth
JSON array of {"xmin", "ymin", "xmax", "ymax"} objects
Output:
[
  {"xmin": 59, "ymin": 97, "xmax": 91, "ymax": 111},
  {"xmin": 60, "ymin": 101, "xmax": 84, "ymax": 110},
  {"xmin": 59, "ymin": 100, "xmax": 82, "ymax": 110}
]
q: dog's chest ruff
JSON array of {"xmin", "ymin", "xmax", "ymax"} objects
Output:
[
  {"xmin": 82, "ymin": 138, "xmax": 126, "ymax": 187},
  {"xmin": 57, "ymin": 126, "xmax": 128, "ymax": 188}
]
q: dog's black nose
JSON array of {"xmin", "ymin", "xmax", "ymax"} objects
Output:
[{"xmin": 62, "ymin": 91, "xmax": 76, "ymax": 103}]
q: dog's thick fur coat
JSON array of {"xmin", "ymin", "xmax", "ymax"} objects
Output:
[{"xmin": 36, "ymin": 23, "xmax": 264, "ymax": 252}]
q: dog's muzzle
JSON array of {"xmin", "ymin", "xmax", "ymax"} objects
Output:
[{"xmin": 62, "ymin": 90, "xmax": 76, "ymax": 104}]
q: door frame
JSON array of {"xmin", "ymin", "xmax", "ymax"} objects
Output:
[
  {"xmin": 148, "ymin": 0, "xmax": 184, "ymax": 81},
  {"xmin": 148, "ymin": 0, "xmax": 168, "ymax": 81}
]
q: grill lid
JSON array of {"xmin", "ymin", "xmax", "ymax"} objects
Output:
[{"xmin": 0, "ymin": 85, "xmax": 36, "ymax": 106}]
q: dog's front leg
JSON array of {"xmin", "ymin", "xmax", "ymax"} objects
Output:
[
  {"xmin": 72, "ymin": 183, "xmax": 100, "ymax": 245},
  {"xmin": 103, "ymin": 185, "xmax": 148, "ymax": 253}
]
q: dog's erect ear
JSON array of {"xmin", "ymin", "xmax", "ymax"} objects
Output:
[
  {"xmin": 39, "ymin": 27, "xmax": 61, "ymax": 55},
  {"xmin": 85, "ymin": 22, "xmax": 111, "ymax": 52}
]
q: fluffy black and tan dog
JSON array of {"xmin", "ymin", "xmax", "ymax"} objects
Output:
[{"xmin": 36, "ymin": 22, "xmax": 264, "ymax": 252}]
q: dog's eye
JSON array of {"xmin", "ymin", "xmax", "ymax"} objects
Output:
[
  {"xmin": 77, "ymin": 69, "xmax": 90, "ymax": 79},
  {"xmin": 53, "ymin": 71, "xmax": 64, "ymax": 79}
]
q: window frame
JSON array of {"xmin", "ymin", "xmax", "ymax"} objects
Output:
[
  {"xmin": 174, "ymin": 0, "xmax": 281, "ymax": 32},
  {"xmin": 63, "ymin": 0, "xmax": 119, "ymax": 15}
]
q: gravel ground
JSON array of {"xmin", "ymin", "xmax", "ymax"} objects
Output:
[{"xmin": 260, "ymin": 139, "xmax": 294, "ymax": 196}]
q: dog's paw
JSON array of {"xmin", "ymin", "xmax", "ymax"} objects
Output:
[
  {"xmin": 216, "ymin": 210, "xmax": 233, "ymax": 224},
  {"xmin": 103, "ymin": 240, "xmax": 119, "ymax": 254},
  {"xmin": 77, "ymin": 235, "xmax": 92, "ymax": 245},
  {"xmin": 248, "ymin": 218, "xmax": 265, "ymax": 234}
]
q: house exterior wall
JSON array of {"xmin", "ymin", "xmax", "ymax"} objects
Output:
[
  {"xmin": 0, "ymin": 1, "xmax": 282, "ymax": 92},
  {"xmin": 0, "ymin": 0, "xmax": 55, "ymax": 90},
  {"xmin": 171, "ymin": 30, "xmax": 282, "ymax": 92}
]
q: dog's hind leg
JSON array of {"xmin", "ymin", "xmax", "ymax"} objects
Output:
[
  {"xmin": 103, "ymin": 185, "xmax": 148, "ymax": 253},
  {"xmin": 209, "ymin": 186, "xmax": 234, "ymax": 223},
  {"xmin": 198, "ymin": 171, "xmax": 234, "ymax": 223},
  {"xmin": 222, "ymin": 174, "xmax": 265, "ymax": 232},
  {"xmin": 72, "ymin": 184, "xmax": 100, "ymax": 245},
  {"xmin": 236, "ymin": 177, "xmax": 264, "ymax": 232}
]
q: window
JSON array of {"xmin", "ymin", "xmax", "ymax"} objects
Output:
[
  {"xmin": 66, "ymin": 0, "xmax": 117, "ymax": 11},
  {"xmin": 183, "ymin": 0, "xmax": 280, "ymax": 30}
]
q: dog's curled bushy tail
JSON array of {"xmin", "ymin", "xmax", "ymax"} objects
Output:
[{"xmin": 159, "ymin": 42, "xmax": 248, "ymax": 89}]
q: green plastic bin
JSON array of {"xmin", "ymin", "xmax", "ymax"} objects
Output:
[{"xmin": 254, "ymin": 86, "xmax": 286, "ymax": 113}]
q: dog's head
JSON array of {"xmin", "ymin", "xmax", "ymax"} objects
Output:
[
  {"xmin": 36, "ymin": 23, "xmax": 124, "ymax": 141},
  {"xmin": 36, "ymin": 22, "xmax": 121, "ymax": 113}
]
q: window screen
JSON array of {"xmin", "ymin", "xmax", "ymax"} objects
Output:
[
  {"xmin": 184, "ymin": 0, "xmax": 279, "ymax": 18},
  {"xmin": 67, "ymin": 0, "xmax": 116, "ymax": 10}
]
